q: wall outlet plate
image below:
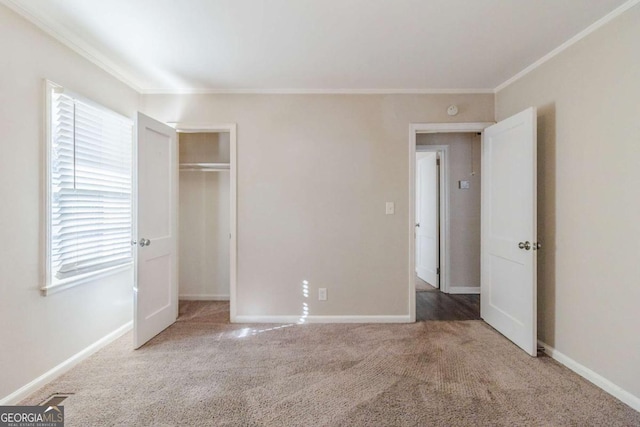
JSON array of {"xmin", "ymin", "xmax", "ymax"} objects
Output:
[
  {"xmin": 385, "ymin": 202, "xmax": 395, "ymax": 215},
  {"xmin": 318, "ymin": 288, "xmax": 327, "ymax": 301},
  {"xmin": 459, "ymin": 180, "xmax": 470, "ymax": 189}
]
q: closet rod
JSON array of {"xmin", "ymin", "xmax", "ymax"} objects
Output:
[
  {"xmin": 179, "ymin": 162, "xmax": 230, "ymax": 172},
  {"xmin": 180, "ymin": 168, "xmax": 230, "ymax": 172}
]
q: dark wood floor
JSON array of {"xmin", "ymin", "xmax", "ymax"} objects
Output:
[
  {"xmin": 415, "ymin": 275, "xmax": 438, "ymax": 292},
  {"xmin": 416, "ymin": 291, "xmax": 480, "ymax": 321}
]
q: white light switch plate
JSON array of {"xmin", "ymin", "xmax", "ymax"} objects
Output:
[
  {"xmin": 459, "ymin": 180, "xmax": 470, "ymax": 189},
  {"xmin": 385, "ymin": 202, "xmax": 395, "ymax": 215}
]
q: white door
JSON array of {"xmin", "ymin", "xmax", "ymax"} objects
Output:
[
  {"xmin": 481, "ymin": 107, "xmax": 537, "ymax": 356},
  {"xmin": 134, "ymin": 113, "xmax": 178, "ymax": 349},
  {"xmin": 416, "ymin": 152, "xmax": 439, "ymax": 287}
]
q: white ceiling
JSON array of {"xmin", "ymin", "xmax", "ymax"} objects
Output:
[{"xmin": 5, "ymin": 0, "xmax": 631, "ymax": 93}]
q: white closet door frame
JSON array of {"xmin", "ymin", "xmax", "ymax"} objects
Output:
[
  {"xmin": 175, "ymin": 123, "xmax": 238, "ymax": 322},
  {"xmin": 408, "ymin": 123, "xmax": 493, "ymax": 322}
]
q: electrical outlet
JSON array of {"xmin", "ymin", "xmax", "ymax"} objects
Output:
[{"xmin": 318, "ymin": 288, "xmax": 327, "ymax": 301}]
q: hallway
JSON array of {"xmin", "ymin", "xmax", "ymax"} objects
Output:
[{"xmin": 416, "ymin": 276, "xmax": 480, "ymax": 321}]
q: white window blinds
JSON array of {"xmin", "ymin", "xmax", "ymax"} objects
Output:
[{"xmin": 49, "ymin": 87, "xmax": 133, "ymax": 287}]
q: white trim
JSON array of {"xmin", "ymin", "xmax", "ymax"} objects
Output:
[
  {"xmin": 415, "ymin": 145, "xmax": 450, "ymax": 294},
  {"xmin": 142, "ymin": 88, "xmax": 494, "ymax": 95},
  {"xmin": 414, "ymin": 123, "xmax": 495, "ymax": 133},
  {"xmin": 0, "ymin": 0, "xmax": 143, "ymax": 92},
  {"xmin": 44, "ymin": 80, "xmax": 55, "ymax": 296},
  {"xmin": 448, "ymin": 286, "xmax": 480, "ymax": 294},
  {"xmin": 174, "ymin": 124, "xmax": 238, "ymax": 133},
  {"xmin": 174, "ymin": 124, "xmax": 238, "ymax": 323},
  {"xmin": 234, "ymin": 315, "xmax": 411, "ymax": 324},
  {"xmin": 495, "ymin": 0, "xmax": 640, "ymax": 92},
  {"xmin": 229, "ymin": 125, "xmax": 238, "ymax": 323},
  {"xmin": 538, "ymin": 340, "xmax": 640, "ymax": 413},
  {"xmin": 179, "ymin": 294, "xmax": 230, "ymax": 301},
  {"xmin": 42, "ymin": 263, "xmax": 133, "ymax": 296},
  {"xmin": 409, "ymin": 123, "xmax": 492, "ymax": 322},
  {"xmin": 0, "ymin": 321, "xmax": 132, "ymax": 405}
]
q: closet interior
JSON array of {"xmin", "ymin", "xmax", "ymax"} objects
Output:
[{"xmin": 178, "ymin": 131, "xmax": 230, "ymax": 301}]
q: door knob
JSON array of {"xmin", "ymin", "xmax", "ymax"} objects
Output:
[
  {"xmin": 415, "ymin": 223, "xmax": 420, "ymax": 228},
  {"xmin": 518, "ymin": 241, "xmax": 531, "ymax": 250},
  {"xmin": 533, "ymin": 242, "xmax": 542, "ymax": 250},
  {"xmin": 139, "ymin": 238, "xmax": 151, "ymax": 247}
]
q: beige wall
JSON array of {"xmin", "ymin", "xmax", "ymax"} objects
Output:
[
  {"xmin": 0, "ymin": 5, "xmax": 138, "ymax": 400},
  {"xmin": 178, "ymin": 133, "xmax": 230, "ymax": 299},
  {"xmin": 141, "ymin": 94, "xmax": 494, "ymax": 317},
  {"xmin": 417, "ymin": 133, "xmax": 481, "ymax": 290},
  {"xmin": 496, "ymin": 4, "xmax": 640, "ymax": 399}
]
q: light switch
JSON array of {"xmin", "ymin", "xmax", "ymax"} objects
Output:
[
  {"xmin": 459, "ymin": 180, "xmax": 470, "ymax": 189},
  {"xmin": 385, "ymin": 202, "xmax": 395, "ymax": 215}
]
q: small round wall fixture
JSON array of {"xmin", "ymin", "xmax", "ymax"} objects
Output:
[{"xmin": 447, "ymin": 105, "xmax": 459, "ymax": 116}]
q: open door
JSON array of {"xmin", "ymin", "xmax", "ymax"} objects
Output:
[
  {"xmin": 481, "ymin": 107, "xmax": 537, "ymax": 356},
  {"xmin": 134, "ymin": 113, "xmax": 178, "ymax": 349},
  {"xmin": 416, "ymin": 152, "xmax": 439, "ymax": 288}
]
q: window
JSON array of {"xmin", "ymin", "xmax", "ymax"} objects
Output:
[{"xmin": 44, "ymin": 81, "xmax": 133, "ymax": 294}]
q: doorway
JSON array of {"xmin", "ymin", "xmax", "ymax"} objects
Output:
[
  {"xmin": 134, "ymin": 117, "xmax": 238, "ymax": 349},
  {"xmin": 408, "ymin": 110, "xmax": 538, "ymax": 355},
  {"xmin": 414, "ymin": 134, "xmax": 482, "ymax": 321},
  {"xmin": 177, "ymin": 131, "xmax": 231, "ymax": 302},
  {"xmin": 408, "ymin": 123, "xmax": 492, "ymax": 322},
  {"xmin": 175, "ymin": 125, "xmax": 238, "ymax": 321}
]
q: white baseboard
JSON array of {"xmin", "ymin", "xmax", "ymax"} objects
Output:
[
  {"xmin": 538, "ymin": 340, "xmax": 640, "ymax": 412},
  {"xmin": 233, "ymin": 314, "xmax": 411, "ymax": 324},
  {"xmin": 447, "ymin": 286, "xmax": 480, "ymax": 294},
  {"xmin": 179, "ymin": 294, "xmax": 230, "ymax": 301},
  {"xmin": 0, "ymin": 321, "xmax": 132, "ymax": 405}
]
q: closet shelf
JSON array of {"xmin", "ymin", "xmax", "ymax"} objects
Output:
[{"xmin": 179, "ymin": 162, "xmax": 230, "ymax": 172}]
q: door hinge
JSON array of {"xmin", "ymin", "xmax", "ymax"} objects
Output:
[
  {"xmin": 437, "ymin": 268, "xmax": 440, "ymax": 275},
  {"xmin": 436, "ymin": 159, "xmax": 440, "ymax": 166}
]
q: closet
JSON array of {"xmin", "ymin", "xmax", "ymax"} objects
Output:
[{"xmin": 178, "ymin": 131, "xmax": 231, "ymax": 300}]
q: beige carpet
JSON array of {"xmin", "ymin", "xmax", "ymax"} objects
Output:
[{"xmin": 21, "ymin": 301, "xmax": 640, "ymax": 426}]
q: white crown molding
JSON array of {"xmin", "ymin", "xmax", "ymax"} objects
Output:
[
  {"xmin": 0, "ymin": 0, "xmax": 493, "ymax": 97},
  {"xmin": 0, "ymin": 0, "xmax": 144, "ymax": 92},
  {"xmin": 495, "ymin": 0, "xmax": 640, "ymax": 93},
  {"xmin": 5, "ymin": 0, "xmax": 637, "ymax": 96},
  {"xmin": 140, "ymin": 87, "xmax": 495, "ymax": 95}
]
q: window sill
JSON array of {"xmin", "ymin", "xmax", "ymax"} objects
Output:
[{"xmin": 41, "ymin": 262, "xmax": 133, "ymax": 296}]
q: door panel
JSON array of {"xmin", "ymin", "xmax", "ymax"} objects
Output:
[
  {"xmin": 481, "ymin": 107, "xmax": 537, "ymax": 356},
  {"xmin": 416, "ymin": 152, "xmax": 439, "ymax": 287},
  {"xmin": 134, "ymin": 112, "xmax": 177, "ymax": 349}
]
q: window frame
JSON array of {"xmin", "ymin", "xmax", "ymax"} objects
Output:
[{"xmin": 43, "ymin": 80, "xmax": 134, "ymax": 296}]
